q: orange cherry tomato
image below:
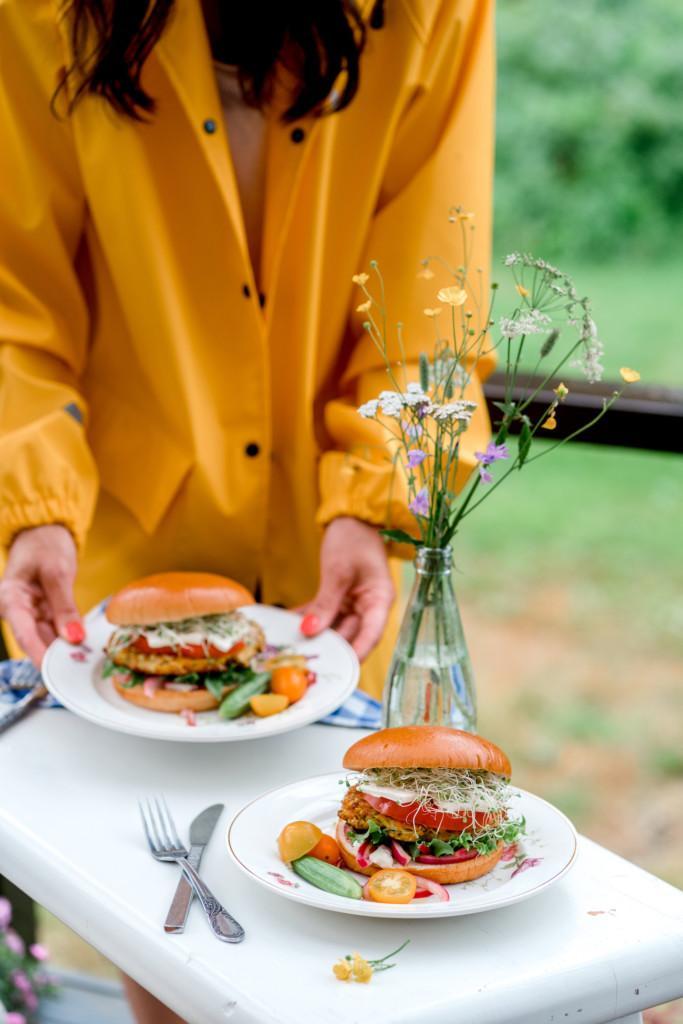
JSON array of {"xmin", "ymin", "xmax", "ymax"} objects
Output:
[
  {"xmin": 250, "ymin": 693, "xmax": 289, "ymax": 717},
  {"xmin": 309, "ymin": 834, "xmax": 342, "ymax": 865},
  {"xmin": 270, "ymin": 666, "xmax": 308, "ymax": 704},
  {"xmin": 277, "ymin": 820, "xmax": 322, "ymax": 863},
  {"xmin": 364, "ymin": 869, "xmax": 417, "ymax": 905}
]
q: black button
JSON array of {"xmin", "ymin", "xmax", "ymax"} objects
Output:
[
  {"xmin": 259, "ymin": 292, "xmax": 266, "ymax": 309},
  {"xmin": 290, "ymin": 127, "xmax": 305, "ymax": 144},
  {"xmin": 203, "ymin": 118, "xmax": 217, "ymax": 134},
  {"xmin": 242, "ymin": 283, "xmax": 251, "ymax": 298},
  {"xmin": 245, "ymin": 443, "xmax": 260, "ymax": 457}
]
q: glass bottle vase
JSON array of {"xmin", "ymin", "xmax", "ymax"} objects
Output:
[{"xmin": 381, "ymin": 546, "xmax": 477, "ymax": 730}]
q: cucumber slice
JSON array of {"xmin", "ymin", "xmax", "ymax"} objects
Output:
[
  {"xmin": 218, "ymin": 673, "xmax": 270, "ymax": 719},
  {"xmin": 292, "ymin": 856, "xmax": 363, "ymax": 899}
]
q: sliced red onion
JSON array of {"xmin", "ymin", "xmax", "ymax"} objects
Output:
[
  {"xmin": 142, "ymin": 677, "xmax": 164, "ymax": 698},
  {"xmin": 412, "ymin": 877, "xmax": 450, "ymax": 902},
  {"xmin": 415, "ymin": 849, "xmax": 478, "ymax": 865},
  {"xmin": 390, "ymin": 840, "xmax": 411, "ymax": 866},
  {"xmin": 113, "ymin": 672, "xmax": 132, "ymax": 686},
  {"xmin": 180, "ymin": 709, "xmax": 197, "ymax": 727},
  {"xmin": 165, "ymin": 682, "xmax": 200, "ymax": 692}
]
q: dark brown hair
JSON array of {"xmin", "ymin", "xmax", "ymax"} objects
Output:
[{"xmin": 58, "ymin": 1, "xmax": 375, "ymax": 122}]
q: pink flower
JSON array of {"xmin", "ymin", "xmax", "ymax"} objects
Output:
[
  {"xmin": 29, "ymin": 942, "xmax": 49, "ymax": 962},
  {"xmin": 0, "ymin": 896, "xmax": 12, "ymax": 929},
  {"xmin": 23, "ymin": 991, "xmax": 39, "ymax": 1012},
  {"xmin": 500, "ymin": 843, "xmax": 519, "ymax": 862},
  {"xmin": 511, "ymin": 857, "xmax": 543, "ymax": 878},
  {"xmin": 12, "ymin": 969, "xmax": 32, "ymax": 993},
  {"xmin": 5, "ymin": 929, "xmax": 25, "ymax": 955},
  {"xmin": 6, "ymin": 1012, "xmax": 27, "ymax": 1024}
]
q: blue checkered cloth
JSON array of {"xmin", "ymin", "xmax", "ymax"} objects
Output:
[{"xmin": 0, "ymin": 658, "xmax": 381, "ymax": 728}]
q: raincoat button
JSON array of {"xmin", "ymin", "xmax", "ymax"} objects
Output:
[
  {"xmin": 242, "ymin": 284, "xmax": 251, "ymax": 298},
  {"xmin": 290, "ymin": 127, "xmax": 305, "ymax": 144},
  {"xmin": 203, "ymin": 118, "xmax": 217, "ymax": 134},
  {"xmin": 245, "ymin": 443, "xmax": 260, "ymax": 457}
]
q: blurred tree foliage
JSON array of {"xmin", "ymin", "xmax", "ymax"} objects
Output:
[{"xmin": 495, "ymin": 0, "xmax": 683, "ymax": 260}]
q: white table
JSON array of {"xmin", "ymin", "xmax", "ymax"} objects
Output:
[{"xmin": 1, "ymin": 711, "xmax": 682, "ymax": 1024}]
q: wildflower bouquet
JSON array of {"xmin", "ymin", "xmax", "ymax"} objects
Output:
[
  {"xmin": 353, "ymin": 209, "xmax": 639, "ymax": 728},
  {"xmin": 0, "ymin": 897, "xmax": 58, "ymax": 1023}
]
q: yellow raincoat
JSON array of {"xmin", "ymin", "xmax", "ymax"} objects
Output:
[{"xmin": 0, "ymin": 0, "xmax": 495, "ymax": 695}]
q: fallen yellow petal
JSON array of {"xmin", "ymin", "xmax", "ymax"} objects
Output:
[
  {"xmin": 515, "ymin": 283, "xmax": 530, "ymax": 298},
  {"xmin": 423, "ymin": 307, "xmax": 442, "ymax": 318},
  {"xmin": 352, "ymin": 273, "xmax": 369, "ymax": 286},
  {"xmin": 333, "ymin": 961, "xmax": 353, "ymax": 981},
  {"xmin": 352, "ymin": 954, "xmax": 373, "ymax": 984},
  {"xmin": 436, "ymin": 286, "xmax": 467, "ymax": 306},
  {"xmin": 620, "ymin": 367, "xmax": 641, "ymax": 383},
  {"xmin": 542, "ymin": 414, "xmax": 557, "ymax": 431},
  {"xmin": 356, "ymin": 299, "xmax": 372, "ymax": 313}
]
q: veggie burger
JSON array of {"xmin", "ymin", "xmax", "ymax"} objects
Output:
[
  {"xmin": 103, "ymin": 572, "xmax": 265, "ymax": 713},
  {"xmin": 337, "ymin": 726, "xmax": 524, "ymax": 884}
]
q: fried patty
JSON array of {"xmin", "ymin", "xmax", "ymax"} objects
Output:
[
  {"xmin": 338, "ymin": 786, "xmax": 468, "ymax": 843},
  {"xmin": 107, "ymin": 622, "xmax": 266, "ymax": 676}
]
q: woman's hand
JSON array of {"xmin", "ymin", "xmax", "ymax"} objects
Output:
[
  {"xmin": 298, "ymin": 517, "xmax": 395, "ymax": 661},
  {"xmin": 0, "ymin": 524, "xmax": 84, "ymax": 667}
]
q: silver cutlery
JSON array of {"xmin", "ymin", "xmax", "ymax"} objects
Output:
[
  {"xmin": 139, "ymin": 796, "xmax": 244, "ymax": 943},
  {"xmin": 0, "ymin": 683, "xmax": 48, "ymax": 735},
  {"xmin": 164, "ymin": 803, "xmax": 224, "ymax": 933}
]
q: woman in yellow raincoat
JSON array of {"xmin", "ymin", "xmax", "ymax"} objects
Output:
[{"xmin": 0, "ymin": 0, "xmax": 493, "ymax": 1017}]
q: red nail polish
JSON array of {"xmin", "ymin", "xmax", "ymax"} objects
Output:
[
  {"xmin": 300, "ymin": 613, "xmax": 319, "ymax": 637},
  {"xmin": 65, "ymin": 620, "xmax": 85, "ymax": 645}
]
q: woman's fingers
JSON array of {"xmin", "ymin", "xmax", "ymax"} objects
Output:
[
  {"xmin": 0, "ymin": 580, "xmax": 47, "ymax": 667},
  {"xmin": 350, "ymin": 588, "xmax": 394, "ymax": 662},
  {"xmin": 39, "ymin": 563, "xmax": 83, "ymax": 644},
  {"xmin": 334, "ymin": 613, "xmax": 361, "ymax": 643}
]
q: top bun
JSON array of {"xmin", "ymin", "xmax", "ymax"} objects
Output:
[
  {"xmin": 106, "ymin": 572, "xmax": 254, "ymax": 625},
  {"xmin": 343, "ymin": 726, "xmax": 511, "ymax": 777}
]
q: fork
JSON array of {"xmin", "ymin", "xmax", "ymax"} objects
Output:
[{"xmin": 139, "ymin": 797, "xmax": 245, "ymax": 943}]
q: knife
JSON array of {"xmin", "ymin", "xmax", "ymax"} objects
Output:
[
  {"xmin": 164, "ymin": 803, "xmax": 224, "ymax": 933},
  {"xmin": 0, "ymin": 684, "xmax": 48, "ymax": 735}
]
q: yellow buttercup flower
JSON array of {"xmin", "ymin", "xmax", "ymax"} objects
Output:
[
  {"xmin": 436, "ymin": 286, "xmax": 467, "ymax": 306},
  {"xmin": 333, "ymin": 960, "xmax": 353, "ymax": 981},
  {"xmin": 423, "ymin": 307, "xmax": 442, "ymax": 318},
  {"xmin": 458, "ymin": 210, "xmax": 475, "ymax": 220},
  {"xmin": 542, "ymin": 414, "xmax": 557, "ymax": 430},
  {"xmin": 356, "ymin": 299, "xmax": 372, "ymax": 313},
  {"xmin": 515, "ymin": 283, "xmax": 530, "ymax": 298},
  {"xmin": 351, "ymin": 954, "xmax": 373, "ymax": 984},
  {"xmin": 351, "ymin": 273, "xmax": 369, "ymax": 286},
  {"xmin": 620, "ymin": 367, "xmax": 641, "ymax": 383},
  {"xmin": 554, "ymin": 382, "xmax": 569, "ymax": 399}
]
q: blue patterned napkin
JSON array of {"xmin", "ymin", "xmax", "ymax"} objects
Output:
[{"xmin": 0, "ymin": 658, "xmax": 380, "ymax": 728}]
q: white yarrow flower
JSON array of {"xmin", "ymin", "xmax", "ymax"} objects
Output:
[
  {"xmin": 429, "ymin": 400, "xmax": 477, "ymax": 422},
  {"xmin": 358, "ymin": 399, "xmax": 379, "ymax": 418},
  {"xmin": 499, "ymin": 309, "xmax": 552, "ymax": 339},
  {"xmin": 377, "ymin": 391, "xmax": 404, "ymax": 417}
]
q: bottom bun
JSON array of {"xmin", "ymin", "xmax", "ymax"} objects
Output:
[
  {"xmin": 336, "ymin": 819, "xmax": 504, "ymax": 884},
  {"xmin": 113, "ymin": 677, "xmax": 220, "ymax": 713}
]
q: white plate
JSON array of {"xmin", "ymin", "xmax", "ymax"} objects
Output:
[
  {"xmin": 42, "ymin": 603, "xmax": 359, "ymax": 742},
  {"xmin": 227, "ymin": 773, "xmax": 578, "ymax": 918}
]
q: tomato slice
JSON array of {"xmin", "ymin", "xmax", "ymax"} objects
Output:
[
  {"xmin": 364, "ymin": 869, "xmax": 417, "ymax": 904},
  {"xmin": 132, "ymin": 636, "xmax": 243, "ymax": 660},
  {"xmin": 361, "ymin": 792, "xmax": 498, "ymax": 833}
]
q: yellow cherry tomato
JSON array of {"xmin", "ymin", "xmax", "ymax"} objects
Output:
[
  {"xmin": 365, "ymin": 869, "xmax": 417, "ymax": 905},
  {"xmin": 309, "ymin": 834, "xmax": 342, "ymax": 865},
  {"xmin": 270, "ymin": 666, "xmax": 308, "ymax": 704},
  {"xmin": 250, "ymin": 693, "xmax": 290, "ymax": 717},
  {"xmin": 278, "ymin": 820, "xmax": 323, "ymax": 863}
]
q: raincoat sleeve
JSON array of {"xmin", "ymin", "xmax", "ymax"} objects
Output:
[
  {"xmin": 0, "ymin": 3, "xmax": 98, "ymax": 554},
  {"xmin": 317, "ymin": 0, "xmax": 495, "ymax": 541}
]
